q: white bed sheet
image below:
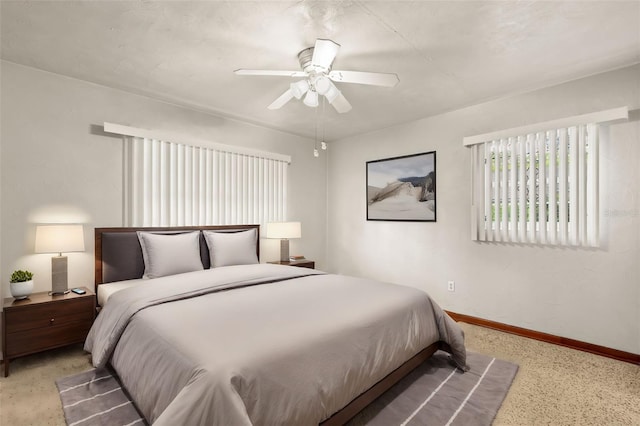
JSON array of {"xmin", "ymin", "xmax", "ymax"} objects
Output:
[{"xmin": 97, "ymin": 279, "xmax": 147, "ymax": 307}]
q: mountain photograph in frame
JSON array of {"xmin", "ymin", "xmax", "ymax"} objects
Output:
[{"xmin": 366, "ymin": 151, "xmax": 436, "ymax": 222}]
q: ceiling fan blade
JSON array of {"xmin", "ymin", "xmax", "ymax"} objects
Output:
[
  {"xmin": 329, "ymin": 91, "xmax": 352, "ymax": 113},
  {"xmin": 311, "ymin": 39, "xmax": 340, "ymax": 70},
  {"xmin": 235, "ymin": 69, "xmax": 308, "ymax": 78},
  {"xmin": 267, "ymin": 89, "xmax": 294, "ymax": 110},
  {"xmin": 329, "ymin": 70, "xmax": 399, "ymax": 87}
]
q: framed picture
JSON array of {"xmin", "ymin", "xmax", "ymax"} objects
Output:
[{"xmin": 366, "ymin": 151, "xmax": 436, "ymax": 222}]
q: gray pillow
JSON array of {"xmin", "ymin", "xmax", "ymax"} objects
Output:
[
  {"xmin": 137, "ymin": 231, "xmax": 204, "ymax": 279},
  {"xmin": 203, "ymin": 228, "xmax": 259, "ymax": 268}
]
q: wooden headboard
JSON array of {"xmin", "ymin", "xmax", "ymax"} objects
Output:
[{"xmin": 94, "ymin": 225, "xmax": 260, "ymax": 287}]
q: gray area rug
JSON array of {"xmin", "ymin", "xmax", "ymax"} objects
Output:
[
  {"xmin": 348, "ymin": 351, "xmax": 519, "ymax": 425},
  {"xmin": 56, "ymin": 351, "xmax": 517, "ymax": 426},
  {"xmin": 55, "ymin": 368, "xmax": 147, "ymax": 426}
]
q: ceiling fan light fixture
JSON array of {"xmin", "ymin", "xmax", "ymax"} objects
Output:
[
  {"xmin": 303, "ymin": 90, "xmax": 319, "ymax": 107},
  {"xmin": 290, "ymin": 80, "xmax": 310, "ymax": 99},
  {"xmin": 315, "ymin": 76, "xmax": 331, "ymax": 95}
]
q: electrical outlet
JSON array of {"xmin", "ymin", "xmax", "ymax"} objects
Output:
[{"xmin": 447, "ymin": 281, "xmax": 455, "ymax": 292}]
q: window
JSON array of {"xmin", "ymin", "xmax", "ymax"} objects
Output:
[
  {"xmin": 104, "ymin": 123, "xmax": 291, "ymax": 228},
  {"xmin": 464, "ymin": 107, "xmax": 628, "ymax": 247}
]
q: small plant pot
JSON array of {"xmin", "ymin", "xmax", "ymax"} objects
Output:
[{"xmin": 10, "ymin": 280, "xmax": 34, "ymax": 300}]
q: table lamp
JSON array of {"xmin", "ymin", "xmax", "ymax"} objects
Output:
[
  {"xmin": 35, "ymin": 224, "xmax": 85, "ymax": 295},
  {"xmin": 265, "ymin": 222, "xmax": 301, "ymax": 262}
]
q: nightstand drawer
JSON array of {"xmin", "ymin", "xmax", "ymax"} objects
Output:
[
  {"xmin": 5, "ymin": 321, "xmax": 92, "ymax": 358},
  {"xmin": 5, "ymin": 298, "xmax": 94, "ymax": 333}
]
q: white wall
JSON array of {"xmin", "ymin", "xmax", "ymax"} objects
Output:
[
  {"xmin": 0, "ymin": 61, "xmax": 328, "ymax": 303},
  {"xmin": 327, "ymin": 65, "xmax": 640, "ymax": 354}
]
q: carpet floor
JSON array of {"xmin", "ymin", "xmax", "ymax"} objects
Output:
[
  {"xmin": 1, "ymin": 322, "xmax": 639, "ymax": 425},
  {"xmin": 54, "ymin": 350, "xmax": 517, "ymax": 426}
]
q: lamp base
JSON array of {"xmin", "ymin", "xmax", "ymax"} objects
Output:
[
  {"xmin": 51, "ymin": 255, "xmax": 68, "ymax": 295},
  {"xmin": 280, "ymin": 239, "xmax": 290, "ymax": 262}
]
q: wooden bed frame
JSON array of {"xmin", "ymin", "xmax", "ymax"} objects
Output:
[{"xmin": 94, "ymin": 225, "xmax": 444, "ymax": 425}]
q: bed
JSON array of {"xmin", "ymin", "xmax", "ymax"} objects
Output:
[{"xmin": 86, "ymin": 225, "xmax": 466, "ymax": 425}]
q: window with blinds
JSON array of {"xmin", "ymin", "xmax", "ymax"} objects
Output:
[
  {"xmin": 123, "ymin": 136, "xmax": 289, "ymax": 227},
  {"xmin": 464, "ymin": 107, "xmax": 627, "ymax": 247}
]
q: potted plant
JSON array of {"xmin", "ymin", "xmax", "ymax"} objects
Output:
[{"xmin": 10, "ymin": 270, "xmax": 34, "ymax": 300}]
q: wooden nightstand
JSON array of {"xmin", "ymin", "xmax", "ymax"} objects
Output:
[
  {"xmin": 268, "ymin": 260, "xmax": 315, "ymax": 269},
  {"xmin": 1, "ymin": 287, "xmax": 95, "ymax": 377}
]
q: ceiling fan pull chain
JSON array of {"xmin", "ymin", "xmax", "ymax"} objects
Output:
[
  {"xmin": 314, "ymin": 103, "xmax": 319, "ymax": 158},
  {"xmin": 321, "ymin": 97, "xmax": 327, "ymax": 151}
]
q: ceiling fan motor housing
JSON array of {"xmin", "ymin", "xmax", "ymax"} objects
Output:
[
  {"xmin": 298, "ymin": 47, "xmax": 333, "ymax": 74},
  {"xmin": 298, "ymin": 46, "xmax": 334, "ymax": 96}
]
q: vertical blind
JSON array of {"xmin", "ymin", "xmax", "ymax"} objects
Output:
[
  {"xmin": 124, "ymin": 136, "xmax": 288, "ymax": 227},
  {"xmin": 469, "ymin": 125, "xmax": 599, "ymax": 246}
]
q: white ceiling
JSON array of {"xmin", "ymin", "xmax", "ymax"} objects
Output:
[{"xmin": 2, "ymin": 1, "xmax": 639, "ymax": 141}]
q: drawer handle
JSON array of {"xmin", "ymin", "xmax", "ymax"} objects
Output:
[{"xmin": 50, "ymin": 318, "xmax": 55, "ymax": 324}]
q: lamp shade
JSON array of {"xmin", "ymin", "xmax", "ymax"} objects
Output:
[
  {"xmin": 303, "ymin": 90, "xmax": 319, "ymax": 107},
  {"xmin": 315, "ymin": 76, "xmax": 331, "ymax": 95},
  {"xmin": 290, "ymin": 80, "xmax": 310, "ymax": 99},
  {"xmin": 265, "ymin": 222, "xmax": 301, "ymax": 239},
  {"xmin": 35, "ymin": 224, "xmax": 85, "ymax": 254}
]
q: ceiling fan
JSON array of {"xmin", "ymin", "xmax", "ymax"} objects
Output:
[{"xmin": 234, "ymin": 39, "xmax": 399, "ymax": 114}]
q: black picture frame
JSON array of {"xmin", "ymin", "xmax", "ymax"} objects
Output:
[{"xmin": 366, "ymin": 151, "xmax": 436, "ymax": 222}]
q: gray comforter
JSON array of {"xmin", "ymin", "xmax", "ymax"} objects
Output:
[{"xmin": 85, "ymin": 264, "xmax": 466, "ymax": 425}]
